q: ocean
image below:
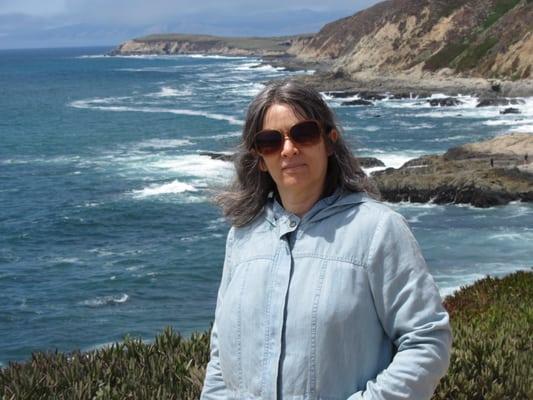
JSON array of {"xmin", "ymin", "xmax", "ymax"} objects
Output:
[{"xmin": 1, "ymin": 46, "xmax": 532, "ymax": 365}]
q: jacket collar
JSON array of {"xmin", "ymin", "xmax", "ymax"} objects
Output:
[{"xmin": 264, "ymin": 189, "xmax": 369, "ymax": 226}]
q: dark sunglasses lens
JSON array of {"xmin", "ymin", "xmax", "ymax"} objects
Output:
[
  {"xmin": 291, "ymin": 121, "xmax": 321, "ymax": 145},
  {"xmin": 255, "ymin": 130, "xmax": 283, "ymax": 155}
]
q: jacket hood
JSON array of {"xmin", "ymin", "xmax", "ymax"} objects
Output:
[{"xmin": 264, "ymin": 190, "xmax": 371, "ymax": 226}]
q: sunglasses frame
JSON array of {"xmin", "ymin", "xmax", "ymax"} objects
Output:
[{"xmin": 252, "ymin": 119, "xmax": 326, "ymax": 156}]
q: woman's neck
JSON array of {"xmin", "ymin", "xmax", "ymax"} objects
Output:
[{"xmin": 277, "ymin": 185, "xmax": 324, "ymax": 217}]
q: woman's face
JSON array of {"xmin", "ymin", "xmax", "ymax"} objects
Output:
[{"xmin": 258, "ymin": 103, "xmax": 330, "ymax": 199}]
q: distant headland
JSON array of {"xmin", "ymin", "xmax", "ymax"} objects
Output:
[{"xmin": 110, "ymin": 0, "xmax": 533, "ymax": 96}]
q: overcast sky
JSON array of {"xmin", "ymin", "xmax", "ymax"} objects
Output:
[{"xmin": 0, "ymin": 0, "xmax": 385, "ymax": 49}]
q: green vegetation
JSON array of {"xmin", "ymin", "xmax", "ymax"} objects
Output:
[
  {"xmin": 454, "ymin": 36, "xmax": 499, "ymax": 72},
  {"xmin": 1, "ymin": 271, "xmax": 532, "ymax": 399},
  {"xmin": 424, "ymin": 35, "xmax": 500, "ymax": 73},
  {"xmin": 482, "ymin": 0, "xmax": 522, "ymax": 29},
  {"xmin": 424, "ymin": 41, "xmax": 469, "ymax": 72},
  {"xmin": 434, "ymin": 270, "xmax": 532, "ymax": 399},
  {"xmin": 0, "ymin": 329, "xmax": 210, "ymax": 400}
]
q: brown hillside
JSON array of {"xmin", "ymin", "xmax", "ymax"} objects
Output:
[{"xmin": 288, "ymin": 0, "xmax": 532, "ymax": 80}]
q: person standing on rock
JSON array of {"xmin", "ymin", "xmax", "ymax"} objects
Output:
[{"xmin": 201, "ymin": 79, "xmax": 452, "ymax": 400}]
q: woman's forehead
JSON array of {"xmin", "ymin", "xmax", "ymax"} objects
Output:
[{"xmin": 262, "ymin": 103, "xmax": 306, "ymax": 130}]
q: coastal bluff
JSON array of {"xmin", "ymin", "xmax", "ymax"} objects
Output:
[
  {"xmin": 110, "ymin": 34, "xmax": 305, "ymax": 57},
  {"xmin": 371, "ymin": 133, "xmax": 533, "ymax": 207},
  {"xmin": 110, "ymin": 0, "xmax": 533, "ymax": 95}
]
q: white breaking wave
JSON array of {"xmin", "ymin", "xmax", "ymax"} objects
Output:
[
  {"xmin": 234, "ymin": 62, "xmax": 285, "ymax": 72},
  {"xmin": 189, "ymin": 54, "xmax": 247, "ymax": 59},
  {"xmin": 77, "ymin": 54, "xmax": 110, "ymax": 59},
  {"xmin": 135, "ymin": 138, "xmax": 193, "ymax": 150},
  {"xmin": 152, "ymin": 154, "xmax": 233, "ymax": 182},
  {"xmin": 147, "ymin": 86, "xmax": 193, "ymax": 98},
  {"xmin": 132, "ymin": 180, "xmax": 197, "ymax": 198},
  {"xmin": 80, "ymin": 293, "xmax": 129, "ymax": 307},
  {"xmin": 69, "ymin": 100, "xmax": 243, "ymax": 125}
]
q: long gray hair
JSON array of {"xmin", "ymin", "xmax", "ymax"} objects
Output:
[{"xmin": 215, "ymin": 79, "xmax": 376, "ymax": 227}]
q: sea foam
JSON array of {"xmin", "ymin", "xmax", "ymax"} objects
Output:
[
  {"xmin": 80, "ymin": 293, "xmax": 129, "ymax": 307},
  {"xmin": 132, "ymin": 180, "xmax": 197, "ymax": 198}
]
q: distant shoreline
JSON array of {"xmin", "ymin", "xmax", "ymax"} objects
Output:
[{"xmin": 109, "ymin": 36, "xmax": 533, "ymax": 98}]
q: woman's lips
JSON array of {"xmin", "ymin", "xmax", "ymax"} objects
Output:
[{"xmin": 282, "ymin": 163, "xmax": 306, "ymax": 172}]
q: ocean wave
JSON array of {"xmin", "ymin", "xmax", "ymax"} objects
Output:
[
  {"xmin": 358, "ymin": 125, "xmax": 380, "ymax": 132},
  {"xmin": 187, "ymin": 131, "xmax": 241, "ymax": 140},
  {"xmin": 80, "ymin": 293, "xmax": 129, "ymax": 307},
  {"xmin": 135, "ymin": 138, "xmax": 193, "ymax": 150},
  {"xmin": 225, "ymin": 82, "xmax": 265, "ymax": 97},
  {"xmin": 77, "ymin": 54, "xmax": 110, "ymax": 59},
  {"xmin": 487, "ymin": 232, "xmax": 528, "ymax": 241},
  {"xmin": 69, "ymin": 100, "xmax": 243, "ymax": 125},
  {"xmin": 132, "ymin": 180, "xmax": 197, "ymax": 198},
  {"xmin": 189, "ymin": 54, "xmax": 247, "ymax": 59},
  {"xmin": 146, "ymin": 86, "xmax": 193, "ymax": 98},
  {"xmin": 234, "ymin": 62, "xmax": 285, "ymax": 72}
]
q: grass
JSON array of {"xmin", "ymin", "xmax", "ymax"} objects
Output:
[
  {"xmin": 454, "ymin": 36, "xmax": 499, "ymax": 72},
  {"xmin": 1, "ymin": 270, "xmax": 532, "ymax": 399},
  {"xmin": 482, "ymin": 0, "xmax": 522, "ymax": 30},
  {"xmin": 424, "ymin": 41, "xmax": 469, "ymax": 72}
]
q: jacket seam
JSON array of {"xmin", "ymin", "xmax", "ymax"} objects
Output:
[
  {"xmin": 237, "ymin": 264, "xmax": 248, "ymax": 393},
  {"xmin": 291, "ymin": 253, "xmax": 367, "ymax": 268},
  {"xmin": 309, "ymin": 258, "xmax": 328, "ymax": 398},
  {"xmin": 260, "ymin": 242, "xmax": 282, "ymax": 397}
]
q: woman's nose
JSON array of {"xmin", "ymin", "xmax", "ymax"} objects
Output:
[{"xmin": 280, "ymin": 135, "xmax": 299, "ymax": 157}]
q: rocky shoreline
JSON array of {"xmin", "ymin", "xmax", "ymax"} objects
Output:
[
  {"xmin": 370, "ymin": 133, "xmax": 533, "ymax": 207},
  {"xmin": 260, "ymin": 55, "xmax": 533, "ymax": 98}
]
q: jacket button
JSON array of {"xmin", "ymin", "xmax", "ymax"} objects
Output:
[{"xmin": 289, "ymin": 220, "xmax": 297, "ymax": 228}]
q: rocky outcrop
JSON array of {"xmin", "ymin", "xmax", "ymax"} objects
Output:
[{"xmin": 371, "ymin": 133, "xmax": 533, "ymax": 207}]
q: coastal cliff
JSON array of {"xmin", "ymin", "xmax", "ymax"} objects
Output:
[{"xmin": 288, "ymin": 0, "xmax": 533, "ymax": 80}]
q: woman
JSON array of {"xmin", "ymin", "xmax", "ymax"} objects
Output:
[{"xmin": 201, "ymin": 80, "xmax": 452, "ymax": 400}]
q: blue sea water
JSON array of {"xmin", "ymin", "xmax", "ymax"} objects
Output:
[{"xmin": 1, "ymin": 47, "xmax": 532, "ymax": 365}]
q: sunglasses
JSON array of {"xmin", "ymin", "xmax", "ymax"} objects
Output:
[{"xmin": 253, "ymin": 120, "xmax": 324, "ymax": 156}]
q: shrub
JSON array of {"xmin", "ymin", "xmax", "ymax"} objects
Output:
[{"xmin": 1, "ymin": 271, "xmax": 531, "ymax": 399}]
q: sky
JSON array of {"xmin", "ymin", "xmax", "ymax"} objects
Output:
[{"xmin": 0, "ymin": 0, "xmax": 385, "ymax": 49}]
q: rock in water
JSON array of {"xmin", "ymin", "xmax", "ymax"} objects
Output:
[
  {"xmin": 500, "ymin": 107, "xmax": 521, "ymax": 114},
  {"xmin": 342, "ymin": 99, "xmax": 373, "ymax": 106},
  {"xmin": 428, "ymin": 98, "xmax": 463, "ymax": 107}
]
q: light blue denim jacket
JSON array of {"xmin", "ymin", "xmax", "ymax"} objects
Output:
[{"xmin": 201, "ymin": 190, "xmax": 452, "ymax": 400}]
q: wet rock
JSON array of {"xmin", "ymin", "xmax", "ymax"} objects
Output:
[
  {"xmin": 342, "ymin": 99, "xmax": 373, "ymax": 106},
  {"xmin": 199, "ymin": 151, "xmax": 233, "ymax": 162},
  {"xmin": 476, "ymin": 98, "xmax": 525, "ymax": 107},
  {"xmin": 358, "ymin": 157, "xmax": 385, "ymax": 168},
  {"xmin": 427, "ymin": 97, "xmax": 463, "ymax": 107},
  {"xmin": 500, "ymin": 107, "xmax": 521, "ymax": 114}
]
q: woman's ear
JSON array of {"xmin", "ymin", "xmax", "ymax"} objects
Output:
[
  {"xmin": 327, "ymin": 129, "xmax": 338, "ymax": 155},
  {"xmin": 329, "ymin": 129, "xmax": 338, "ymax": 143},
  {"xmin": 258, "ymin": 157, "xmax": 267, "ymax": 172}
]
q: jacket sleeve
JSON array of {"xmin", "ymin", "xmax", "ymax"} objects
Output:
[
  {"xmin": 348, "ymin": 211, "xmax": 452, "ymax": 400},
  {"xmin": 200, "ymin": 227, "xmax": 235, "ymax": 400}
]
